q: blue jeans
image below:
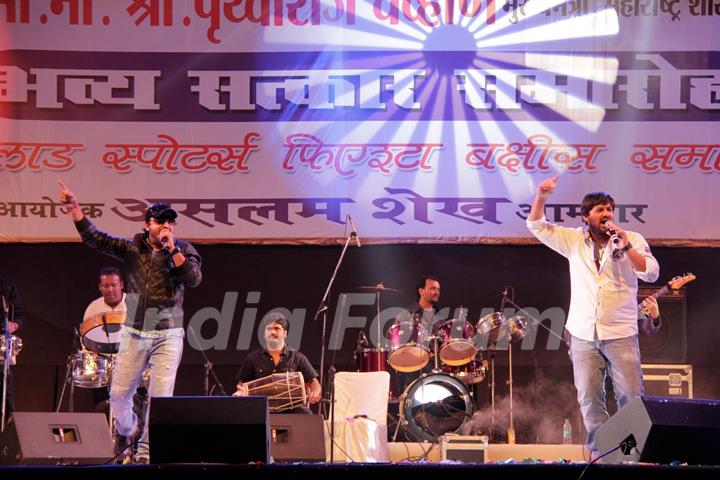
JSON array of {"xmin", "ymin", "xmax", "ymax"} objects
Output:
[
  {"xmin": 110, "ymin": 328, "xmax": 184, "ymax": 460},
  {"xmin": 569, "ymin": 334, "xmax": 644, "ymax": 453}
]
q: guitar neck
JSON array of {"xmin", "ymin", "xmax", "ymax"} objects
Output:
[{"xmin": 651, "ymin": 284, "xmax": 671, "ymax": 300}]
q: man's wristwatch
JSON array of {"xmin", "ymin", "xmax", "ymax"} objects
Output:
[
  {"xmin": 621, "ymin": 243, "xmax": 633, "ymax": 253},
  {"xmin": 168, "ymin": 247, "xmax": 180, "ymax": 256}
]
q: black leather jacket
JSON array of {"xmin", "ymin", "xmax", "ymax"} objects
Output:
[{"xmin": 75, "ymin": 218, "xmax": 202, "ymax": 331}]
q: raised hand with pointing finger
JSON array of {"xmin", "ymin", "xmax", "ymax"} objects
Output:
[
  {"xmin": 57, "ymin": 180, "xmax": 84, "ymax": 222},
  {"xmin": 538, "ymin": 174, "xmax": 559, "ymax": 198},
  {"xmin": 528, "ymin": 174, "xmax": 560, "ymax": 222}
]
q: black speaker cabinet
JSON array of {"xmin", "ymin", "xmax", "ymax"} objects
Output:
[
  {"xmin": 595, "ymin": 396, "xmax": 720, "ymax": 465},
  {"xmin": 269, "ymin": 414, "xmax": 325, "ymax": 462},
  {"xmin": 149, "ymin": 396, "xmax": 269, "ymax": 464},
  {"xmin": 0, "ymin": 412, "xmax": 113, "ymax": 465},
  {"xmin": 638, "ymin": 286, "xmax": 687, "ymax": 363}
]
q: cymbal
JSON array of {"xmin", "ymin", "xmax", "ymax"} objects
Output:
[{"xmin": 357, "ymin": 284, "xmax": 401, "ymax": 294}]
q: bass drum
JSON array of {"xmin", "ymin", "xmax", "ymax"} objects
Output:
[{"xmin": 399, "ymin": 373, "xmax": 473, "ymax": 442}]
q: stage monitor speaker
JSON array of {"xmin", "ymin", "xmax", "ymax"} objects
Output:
[
  {"xmin": 595, "ymin": 396, "xmax": 720, "ymax": 465},
  {"xmin": 0, "ymin": 412, "xmax": 113, "ymax": 465},
  {"xmin": 269, "ymin": 414, "xmax": 325, "ymax": 462},
  {"xmin": 149, "ymin": 396, "xmax": 269, "ymax": 464},
  {"xmin": 638, "ymin": 286, "xmax": 687, "ymax": 363}
]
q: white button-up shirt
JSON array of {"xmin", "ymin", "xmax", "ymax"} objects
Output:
[{"xmin": 527, "ymin": 216, "xmax": 659, "ymax": 341}]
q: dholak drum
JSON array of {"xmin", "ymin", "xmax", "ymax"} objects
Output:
[
  {"xmin": 386, "ymin": 321, "xmax": 430, "ymax": 373},
  {"xmin": 71, "ymin": 351, "xmax": 112, "ymax": 388},
  {"xmin": 441, "ymin": 355, "xmax": 486, "ymax": 384},
  {"xmin": 476, "ymin": 312, "xmax": 527, "ymax": 348},
  {"xmin": 400, "ymin": 373, "xmax": 473, "ymax": 442},
  {"xmin": 79, "ymin": 311, "xmax": 125, "ymax": 354},
  {"xmin": 434, "ymin": 318, "xmax": 477, "ymax": 366},
  {"xmin": 244, "ymin": 372, "xmax": 307, "ymax": 412}
]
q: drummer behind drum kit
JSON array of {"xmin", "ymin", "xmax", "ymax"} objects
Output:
[{"xmin": 353, "ymin": 284, "xmax": 528, "ymax": 443}]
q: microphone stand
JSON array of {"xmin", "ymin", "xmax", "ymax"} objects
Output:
[
  {"xmin": 187, "ymin": 327, "xmax": 226, "ymax": 396},
  {"xmin": 314, "ymin": 231, "xmax": 355, "ymax": 404},
  {"xmin": 499, "ymin": 289, "xmax": 515, "ymax": 444},
  {"xmin": 502, "ymin": 297, "xmax": 569, "ymax": 347},
  {"xmin": 1, "ymin": 294, "xmax": 11, "ymax": 432},
  {"xmin": 313, "ymin": 230, "xmax": 355, "ymax": 463},
  {"xmin": 498, "ymin": 290, "xmax": 569, "ymax": 444}
]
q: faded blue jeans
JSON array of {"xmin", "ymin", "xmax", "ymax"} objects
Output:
[
  {"xmin": 110, "ymin": 327, "xmax": 184, "ymax": 460},
  {"xmin": 569, "ymin": 334, "xmax": 644, "ymax": 453}
]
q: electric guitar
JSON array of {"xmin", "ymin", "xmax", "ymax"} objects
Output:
[
  {"xmin": 638, "ymin": 273, "xmax": 696, "ymax": 335},
  {"xmin": 642, "ymin": 273, "xmax": 696, "ymax": 309}
]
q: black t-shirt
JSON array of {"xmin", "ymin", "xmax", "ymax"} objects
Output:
[{"xmin": 236, "ymin": 347, "xmax": 319, "ymax": 384}]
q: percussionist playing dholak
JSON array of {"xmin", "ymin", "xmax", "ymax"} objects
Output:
[{"xmin": 234, "ymin": 313, "xmax": 321, "ymax": 413}]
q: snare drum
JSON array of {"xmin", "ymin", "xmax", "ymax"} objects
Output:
[
  {"xmin": 71, "ymin": 351, "xmax": 112, "ymax": 388},
  {"xmin": 434, "ymin": 318, "xmax": 477, "ymax": 366},
  {"xmin": 79, "ymin": 311, "xmax": 125, "ymax": 354},
  {"xmin": 386, "ymin": 321, "xmax": 430, "ymax": 373}
]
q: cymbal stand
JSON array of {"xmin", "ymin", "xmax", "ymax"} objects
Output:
[
  {"xmin": 430, "ymin": 334, "xmax": 441, "ymax": 372},
  {"xmin": 55, "ymin": 327, "xmax": 86, "ymax": 414},
  {"xmin": 507, "ymin": 342, "xmax": 515, "ymax": 444},
  {"xmin": 489, "ymin": 351, "xmax": 496, "ymax": 441},
  {"xmin": 55, "ymin": 354, "xmax": 75, "ymax": 413}
]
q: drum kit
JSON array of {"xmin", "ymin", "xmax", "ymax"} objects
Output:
[
  {"xmin": 57, "ymin": 312, "xmax": 142, "ymax": 416},
  {"xmin": 353, "ymin": 284, "xmax": 529, "ymax": 442},
  {"xmin": 71, "ymin": 312, "xmax": 125, "ymax": 389}
]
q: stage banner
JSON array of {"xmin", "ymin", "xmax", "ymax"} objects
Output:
[{"xmin": 1, "ymin": 0, "xmax": 718, "ymax": 244}]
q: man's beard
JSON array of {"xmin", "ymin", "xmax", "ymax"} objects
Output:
[{"xmin": 266, "ymin": 338, "xmax": 282, "ymax": 350}]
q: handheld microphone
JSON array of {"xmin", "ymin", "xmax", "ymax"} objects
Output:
[
  {"xmin": 347, "ymin": 215, "xmax": 361, "ymax": 248},
  {"xmin": 609, "ymin": 234, "xmax": 621, "ymax": 258}
]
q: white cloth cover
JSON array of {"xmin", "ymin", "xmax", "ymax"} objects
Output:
[{"xmin": 326, "ymin": 371, "xmax": 390, "ymax": 462}]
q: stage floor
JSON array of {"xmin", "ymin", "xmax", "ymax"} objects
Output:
[{"xmin": 1, "ymin": 462, "xmax": 719, "ymax": 480}]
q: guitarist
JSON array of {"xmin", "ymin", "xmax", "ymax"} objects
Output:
[{"xmin": 638, "ymin": 296, "xmax": 661, "ymax": 337}]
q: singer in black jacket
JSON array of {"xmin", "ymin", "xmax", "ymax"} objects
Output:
[
  {"xmin": 59, "ymin": 181, "xmax": 202, "ymax": 464},
  {"xmin": 1, "ymin": 275, "xmax": 25, "ymax": 423}
]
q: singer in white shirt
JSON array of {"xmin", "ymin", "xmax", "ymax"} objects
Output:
[{"xmin": 526, "ymin": 175, "xmax": 659, "ymax": 455}]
